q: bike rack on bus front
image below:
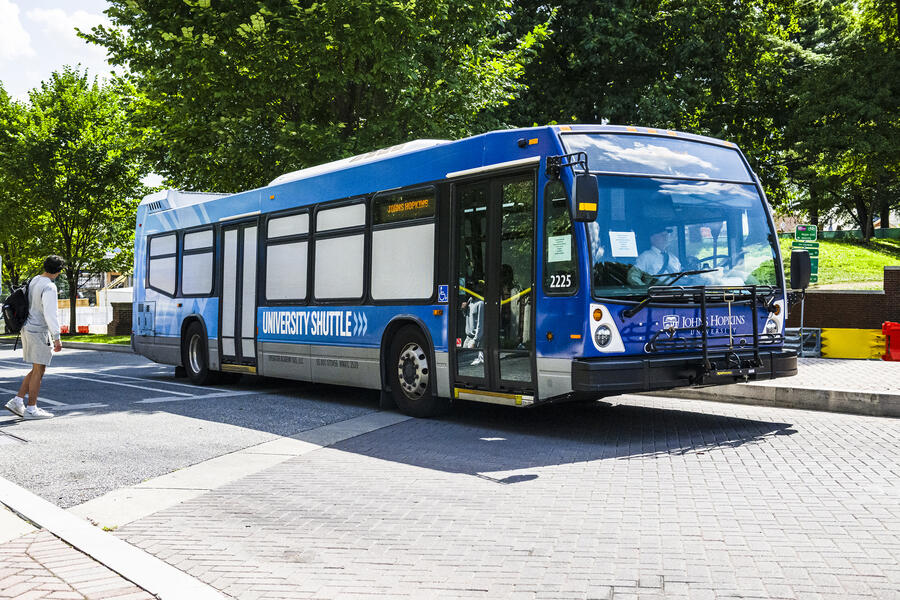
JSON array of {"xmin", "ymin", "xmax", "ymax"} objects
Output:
[{"xmin": 637, "ymin": 285, "xmax": 784, "ymax": 382}]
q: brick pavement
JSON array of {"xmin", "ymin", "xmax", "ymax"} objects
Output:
[
  {"xmin": 0, "ymin": 529, "xmax": 153, "ymax": 600},
  {"xmin": 753, "ymin": 358, "xmax": 900, "ymax": 394},
  {"xmin": 113, "ymin": 395, "xmax": 900, "ymax": 600}
]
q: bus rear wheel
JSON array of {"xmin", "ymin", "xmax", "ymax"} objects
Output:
[
  {"xmin": 182, "ymin": 322, "xmax": 218, "ymax": 385},
  {"xmin": 389, "ymin": 326, "xmax": 448, "ymax": 418}
]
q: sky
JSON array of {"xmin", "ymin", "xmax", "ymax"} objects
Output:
[{"xmin": 0, "ymin": 0, "xmax": 115, "ymax": 101}]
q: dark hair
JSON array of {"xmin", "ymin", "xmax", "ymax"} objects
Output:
[{"xmin": 43, "ymin": 255, "xmax": 65, "ymax": 274}]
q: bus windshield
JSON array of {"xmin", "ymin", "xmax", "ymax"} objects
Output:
[
  {"xmin": 563, "ymin": 133, "xmax": 752, "ymax": 181},
  {"xmin": 586, "ymin": 176, "xmax": 780, "ymax": 297}
]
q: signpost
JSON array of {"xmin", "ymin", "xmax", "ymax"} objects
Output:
[
  {"xmin": 792, "ymin": 225, "xmax": 819, "ymax": 356},
  {"xmin": 793, "ymin": 225, "xmax": 819, "ymax": 284}
]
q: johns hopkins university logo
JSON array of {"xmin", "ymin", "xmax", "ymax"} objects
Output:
[{"xmin": 663, "ymin": 315, "xmax": 679, "ymax": 330}]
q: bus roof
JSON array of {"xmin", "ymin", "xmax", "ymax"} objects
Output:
[{"xmin": 138, "ymin": 125, "xmax": 741, "ymax": 215}]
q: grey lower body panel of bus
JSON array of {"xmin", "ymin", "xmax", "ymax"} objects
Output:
[
  {"xmin": 258, "ymin": 343, "xmax": 453, "ymax": 398},
  {"xmin": 536, "ymin": 357, "xmax": 574, "ymax": 400},
  {"xmin": 134, "ymin": 335, "xmax": 181, "ymax": 366},
  {"xmin": 135, "ymin": 335, "xmax": 571, "ymax": 405}
]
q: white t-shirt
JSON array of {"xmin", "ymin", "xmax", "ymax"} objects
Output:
[{"xmin": 23, "ymin": 276, "xmax": 61, "ymax": 341}]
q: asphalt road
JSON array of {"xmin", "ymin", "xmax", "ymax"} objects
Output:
[{"xmin": 0, "ymin": 345, "xmax": 378, "ymax": 508}]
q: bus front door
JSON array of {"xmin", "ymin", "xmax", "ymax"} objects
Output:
[
  {"xmin": 219, "ymin": 220, "xmax": 259, "ymax": 374},
  {"xmin": 452, "ymin": 173, "xmax": 536, "ymax": 402}
]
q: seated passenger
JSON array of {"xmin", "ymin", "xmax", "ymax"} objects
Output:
[{"xmin": 627, "ymin": 226, "xmax": 681, "ymax": 286}]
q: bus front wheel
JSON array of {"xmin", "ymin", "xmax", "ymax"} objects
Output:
[
  {"xmin": 388, "ymin": 326, "xmax": 448, "ymax": 418},
  {"xmin": 182, "ymin": 322, "xmax": 217, "ymax": 385}
]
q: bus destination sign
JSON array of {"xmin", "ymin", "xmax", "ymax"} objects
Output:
[{"xmin": 373, "ymin": 190, "xmax": 435, "ymax": 225}]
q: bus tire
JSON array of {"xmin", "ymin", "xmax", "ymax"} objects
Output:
[
  {"xmin": 182, "ymin": 322, "xmax": 218, "ymax": 385},
  {"xmin": 388, "ymin": 326, "xmax": 448, "ymax": 418}
]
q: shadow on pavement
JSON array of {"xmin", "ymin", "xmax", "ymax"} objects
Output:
[{"xmin": 316, "ymin": 396, "xmax": 797, "ymax": 479}]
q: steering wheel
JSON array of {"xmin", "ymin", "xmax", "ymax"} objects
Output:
[{"xmin": 696, "ymin": 254, "xmax": 730, "ymax": 269}]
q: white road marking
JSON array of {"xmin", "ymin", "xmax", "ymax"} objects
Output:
[
  {"xmin": 0, "ymin": 387, "xmax": 65, "ymax": 406},
  {"xmin": 51, "ymin": 373, "xmax": 196, "ymax": 396},
  {"xmin": 134, "ymin": 390, "xmax": 272, "ymax": 404},
  {"xmin": 52, "ymin": 403, "xmax": 108, "ymax": 411}
]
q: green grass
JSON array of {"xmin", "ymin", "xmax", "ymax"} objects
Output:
[
  {"xmin": 779, "ymin": 237, "xmax": 900, "ymax": 287},
  {"xmin": 0, "ymin": 333, "xmax": 130, "ymax": 344}
]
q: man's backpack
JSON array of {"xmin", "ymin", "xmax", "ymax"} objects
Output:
[{"xmin": 2, "ymin": 278, "xmax": 31, "ymax": 337}]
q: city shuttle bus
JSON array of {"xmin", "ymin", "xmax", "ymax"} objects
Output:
[{"xmin": 132, "ymin": 125, "xmax": 797, "ymax": 417}]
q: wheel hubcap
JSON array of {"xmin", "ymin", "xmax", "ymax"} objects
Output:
[
  {"xmin": 188, "ymin": 334, "xmax": 202, "ymax": 374},
  {"xmin": 397, "ymin": 342, "xmax": 429, "ymax": 400}
]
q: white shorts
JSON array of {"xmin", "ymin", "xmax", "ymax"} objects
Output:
[{"xmin": 21, "ymin": 328, "xmax": 53, "ymax": 366}]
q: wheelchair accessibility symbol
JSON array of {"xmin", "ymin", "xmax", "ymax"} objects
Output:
[{"xmin": 438, "ymin": 285, "xmax": 449, "ymax": 303}]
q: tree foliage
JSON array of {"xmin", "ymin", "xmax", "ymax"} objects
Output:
[
  {"xmin": 85, "ymin": 0, "xmax": 549, "ymax": 192},
  {"xmin": 0, "ymin": 67, "xmax": 147, "ymax": 330}
]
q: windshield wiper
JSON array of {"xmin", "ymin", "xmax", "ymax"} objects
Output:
[{"xmin": 658, "ymin": 268, "xmax": 718, "ymax": 285}]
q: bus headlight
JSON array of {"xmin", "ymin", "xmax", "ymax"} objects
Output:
[{"xmin": 594, "ymin": 325, "xmax": 612, "ymax": 347}]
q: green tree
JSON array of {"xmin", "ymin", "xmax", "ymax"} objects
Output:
[
  {"xmin": 495, "ymin": 0, "xmax": 799, "ymax": 205},
  {"xmin": 783, "ymin": 0, "xmax": 900, "ymax": 239},
  {"xmin": 84, "ymin": 0, "xmax": 548, "ymax": 193},
  {"xmin": 0, "ymin": 84, "xmax": 47, "ymax": 293},
  {"xmin": 2, "ymin": 67, "xmax": 147, "ymax": 332}
]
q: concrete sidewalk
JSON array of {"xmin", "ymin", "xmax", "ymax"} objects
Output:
[{"xmin": 652, "ymin": 357, "xmax": 900, "ymax": 417}]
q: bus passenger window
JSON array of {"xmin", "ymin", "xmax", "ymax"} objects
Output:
[
  {"xmin": 543, "ymin": 181, "xmax": 577, "ymax": 295},
  {"xmin": 182, "ymin": 229, "xmax": 214, "ymax": 296},
  {"xmin": 148, "ymin": 233, "xmax": 177, "ymax": 296}
]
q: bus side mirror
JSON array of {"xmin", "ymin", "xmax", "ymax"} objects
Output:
[
  {"xmin": 790, "ymin": 249, "xmax": 811, "ymax": 290},
  {"xmin": 573, "ymin": 173, "xmax": 598, "ymax": 222}
]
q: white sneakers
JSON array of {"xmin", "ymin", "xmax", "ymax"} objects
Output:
[
  {"xmin": 24, "ymin": 405, "xmax": 54, "ymax": 419},
  {"xmin": 5, "ymin": 397, "xmax": 24, "ymax": 417},
  {"xmin": 5, "ymin": 397, "xmax": 53, "ymax": 419},
  {"xmin": 470, "ymin": 352, "xmax": 485, "ymax": 366}
]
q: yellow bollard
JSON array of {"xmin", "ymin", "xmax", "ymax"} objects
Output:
[{"xmin": 820, "ymin": 328, "xmax": 886, "ymax": 359}]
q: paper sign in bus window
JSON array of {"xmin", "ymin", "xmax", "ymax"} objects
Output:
[
  {"xmin": 609, "ymin": 231, "xmax": 638, "ymax": 257},
  {"xmin": 548, "ymin": 235, "xmax": 572, "ymax": 262}
]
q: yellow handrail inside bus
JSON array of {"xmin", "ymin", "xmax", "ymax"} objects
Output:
[{"xmin": 459, "ymin": 286, "xmax": 532, "ymax": 305}]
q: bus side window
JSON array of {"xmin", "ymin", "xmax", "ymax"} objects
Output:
[
  {"xmin": 147, "ymin": 233, "xmax": 177, "ymax": 296},
  {"xmin": 543, "ymin": 181, "xmax": 577, "ymax": 295}
]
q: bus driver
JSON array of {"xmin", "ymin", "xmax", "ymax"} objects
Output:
[{"xmin": 627, "ymin": 226, "xmax": 681, "ymax": 286}]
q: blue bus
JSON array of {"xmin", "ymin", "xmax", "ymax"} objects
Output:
[{"xmin": 133, "ymin": 125, "xmax": 797, "ymax": 417}]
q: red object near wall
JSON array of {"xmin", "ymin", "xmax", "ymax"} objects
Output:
[
  {"xmin": 77, "ymin": 326, "xmax": 89, "ymax": 334},
  {"xmin": 60, "ymin": 326, "xmax": 69, "ymax": 334},
  {"xmin": 883, "ymin": 322, "xmax": 900, "ymax": 361}
]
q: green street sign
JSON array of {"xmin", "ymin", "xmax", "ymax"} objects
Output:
[
  {"xmin": 809, "ymin": 274, "xmax": 818, "ymax": 283},
  {"xmin": 810, "ymin": 258, "xmax": 819, "ymax": 272},
  {"xmin": 792, "ymin": 241, "xmax": 819, "ymax": 257},
  {"xmin": 795, "ymin": 224, "xmax": 817, "ymax": 241}
]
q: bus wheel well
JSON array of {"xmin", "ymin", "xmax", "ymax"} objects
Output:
[
  {"xmin": 380, "ymin": 319, "xmax": 432, "ymax": 393},
  {"xmin": 179, "ymin": 316, "xmax": 205, "ymax": 367}
]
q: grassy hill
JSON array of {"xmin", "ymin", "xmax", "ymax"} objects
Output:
[{"xmin": 779, "ymin": 237, "xmax": 900, "ymax": 289}]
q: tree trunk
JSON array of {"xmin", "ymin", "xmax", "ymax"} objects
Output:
[
  {"xmin": 879, "ymin": 193, "xmax": 890, "ymax": 229},
  {"xmin": 67, "ymin": 269, "xmax": 78, "ymax": 334},
  {"xmin": 809, "ymin": 188, "xmax": 820, "ymax": 226},
  {"xmin": 854, "ymin": 195, "xmax": 872, "ymax": 242}
]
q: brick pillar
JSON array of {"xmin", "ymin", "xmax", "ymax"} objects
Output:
[{"xmin": 885, "ymin": 267, "xmax": 900, "ymax": 323}]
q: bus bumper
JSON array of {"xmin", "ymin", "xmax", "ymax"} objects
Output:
[{"xmin": 571, "ymin": 349, "xmax": 798, "ymax": 394}]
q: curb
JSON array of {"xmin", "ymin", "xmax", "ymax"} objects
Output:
[
  {"xmin": 647, "ymin": 384, "xmax": 900, "ymax": 418},
  {"xmin": 0, "ymin": 475, "xmax": 226, "ymax": 599}
]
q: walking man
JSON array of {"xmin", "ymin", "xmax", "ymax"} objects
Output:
[{"xmin": 5, "ymin": 255, "xmax": 65, "ymax": 419}]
